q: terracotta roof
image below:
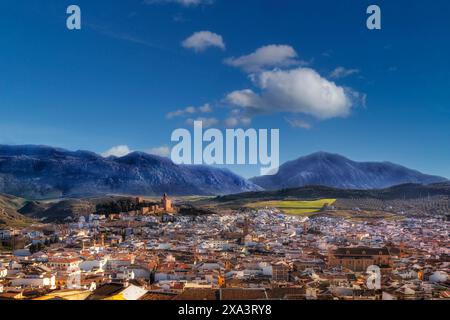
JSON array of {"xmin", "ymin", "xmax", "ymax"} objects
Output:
[
  {"xmin": 140, "ymin": 292, "xmax": 177, "ymax": 300},
  {"xmin": 48, "ymin": 258, "xmax": 81, "ymax": 263},
  {"xmin": 173, "ymin": 288, "xmax": 219, "ymax": 301},
  {"xmin": 333, "ymin": 247, "xmax": 390, "ymax": 256},
  {"xmin": 266, "ymin": 288, "xmax": 306, "ymax": 299},
  {"xmin": 87, "ymin": 283, "xmax": 125, "ymax": 300},
  {"xmin": 220, "ymin": 288, "xmax": 268, "ymax": 300}
]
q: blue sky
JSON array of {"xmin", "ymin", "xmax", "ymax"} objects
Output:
[{"xmin": 0, "ymin": 0, "xmax": 449, "ymax": 178}]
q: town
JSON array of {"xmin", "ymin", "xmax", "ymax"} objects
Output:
[{"xmin": 0, "ymin": 193, "xmax": 448, "ymax": 300}]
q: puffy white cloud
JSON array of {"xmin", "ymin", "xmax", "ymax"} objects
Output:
[
  {"xmin": 226, "ymin": 89, "xmax": 262, "ymax": 108},
  {"xmin": 144, "ymin": 0, "xmax": 213, "ymax": 7},
  {"xmin": 225, "ymin": 67, "xmax": 355, "ymax": 120},
  {"xmin": 146, "ymin": 145, "xmax": 171, "ymax": 157},
  {"xmin": 166, "ymin": 103, "xmax": 212, "ymax": 119},
  {"xmin": 101, "ymin": 145, "xmax": 132, "ymax": 157},
  {"xmin": 224, "ymin": 45, "xmax": 303, "ymax": 73},
  {"xmin": 329, "ymin": 66, "xmax": 360, "ymax": 79},
  {"xmin": 182, "ymin": 31, "xmax": 225, "ymax": 52}
]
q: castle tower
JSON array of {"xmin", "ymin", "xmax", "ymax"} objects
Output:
[{"xmin": 161, "ymin": 193, "xmax": 173, "ymax": 211}]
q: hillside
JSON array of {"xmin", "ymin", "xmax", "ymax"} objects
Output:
[
  {"xmin": 213, "ymin": 183, "xmax": 450, "ymax": 204},
  {"xmin": 0, "ymin": 194, "xmax": 30, "ymax": 227}
]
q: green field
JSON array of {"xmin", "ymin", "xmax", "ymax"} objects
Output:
[{"xmin": 246, "ymin": 199, "xmax": 336, "ymax": 216}]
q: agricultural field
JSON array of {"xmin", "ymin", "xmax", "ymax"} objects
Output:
[{"xmin": 246, "ymin": 199, "xmax": 336, "ymax": 216}]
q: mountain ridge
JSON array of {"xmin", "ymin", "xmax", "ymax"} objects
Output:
[
  {"xmin": 0, "ymin": 145, "xmax": 261, "ymax": 199},
  {"xmin": 0, "ymin": 145, "xmax": 447, "ymax": 199},
  {"xmin": 250, "ymin": 151, "xmax": 447, "ymax": 190}
]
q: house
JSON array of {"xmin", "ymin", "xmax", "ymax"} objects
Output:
[
  {"xmin": 272, "ymin": 264, "xmax": 290, "ymax": 282},
  {"xmin": 87, "ymin": 282, "xmax": 147, "ymax": 300},
  {"xmin": 10, "ymin": 269, "xmax": 56, "ymax": 289},
  {"xmin": 173, "ymin": 288, "xmax": 218, "ymax": 300},
  {"xmin": 0, "ymin": 290, "xmax": 23, "ymax": 300},
  {"xmin": 79, "ymin": 256, "xmax": 108, "ymax": 272},
  {"xmin": 196, "ymin": 262, "xmax": 224, "ymax": 271},
  {"xmin": 33, "ymin": 289, "xmax": 92, "ymax": 300},
  {"xmin": 107, "ymin": 254, "xmax": 135, "ymax": 270},
  {"xmin": 128, "ymin": 265, "xmax": 151, "ymax": 280},
  {"xmin": 219, "ymin": 288, "xmax": 268, "ymax": 300},
  {"xmin": 47, "ymin": 257, "xmax": 82, "ymax": 270}
]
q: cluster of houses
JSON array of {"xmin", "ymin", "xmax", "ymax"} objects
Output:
[{"xmin": 0, "ymin": 194, "xmax": 449, "ymax": 300}]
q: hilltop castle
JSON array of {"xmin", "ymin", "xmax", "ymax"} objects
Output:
[{"xmin": 137, "ymin": 193, "xmax": 176, "ymax": 215}]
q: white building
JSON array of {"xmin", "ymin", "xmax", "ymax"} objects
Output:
[
  {"xmin": 10, "ymin": 273, "xmax": 56, "ymax": 289},
  {"xmin": 79, "ymin": 257, "xmax": 108, "ymax": 272}
]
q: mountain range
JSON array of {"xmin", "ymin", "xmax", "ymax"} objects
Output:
[
  {"xmin": 0, "ymin": 146, "xmax": 447, "ymax": 199},
  {"xmin": 250, "ymin": 152, "xmax": 447, "ymax": 190},
  {"xmin": 0, "ymin": 145, "xmax": 261, "ymax": 199}
]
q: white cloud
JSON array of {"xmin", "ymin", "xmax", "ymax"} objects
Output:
[
  {"xmin": 167, "ymin": 103, "xmax": 212, "ymax": 119},
  {"xmin": 146, "ymin": 145, "xmax": 171, "ymax": 157},
  {"xmin": 329, "ymin": 66, "xmax": 360, "ymax": 79},
  {"xmin": 222, "ymin": 109, "xmax": 252, "ymax": 127},
  {"xmin": 226, "ymin": 90, "xmax": 263, "ymax": 109},
  {"xmin": 224, "ymin": 45, "xmax": 303, "ymax": 73},
  {"xmin": 144, "ymin": 0, "xmax": 213, "ymax": 7},
  {"xmin": 182, "ymin": 31, "xmax": 225, "ymax": 52},
  {"xmin": 166, "ymin": 106, "xmax": 196, "ymax": 119},
  {"xmin": 285, "ymin": 118, "xmax": 312, "ymax": 130},
  {"xmin": 101, "ymin": 145, "xmax": 132, "ymax": 157},
  {"xmin": 186, "ymin": 117, "xmax": 219, "ymax": 128},
  {"xmin": 198, "ymin": 103, "xmax": 212, "ymax": 113},
  {"xmin": 224, "ymin": 116, "xmax": 252, "ymax": 128},
  {"xmin": 226, "ymin": 67, "xmax": 355, "ymax": 120}
]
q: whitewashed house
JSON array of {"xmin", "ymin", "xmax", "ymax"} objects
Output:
[
  {"xmin": 80, "ymin": 257, "xmax": 108, "ymax": 272},
  {"xmin": 10, "ymin": 273, "xmax": 56, "ymax": 289}
]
